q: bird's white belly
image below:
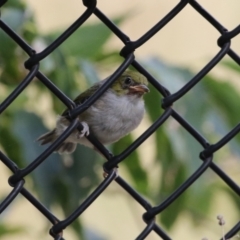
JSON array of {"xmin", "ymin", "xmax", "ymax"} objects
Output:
[{"xmin": 82, "ymin": 93, "xmax": 145, "ymax": 144}]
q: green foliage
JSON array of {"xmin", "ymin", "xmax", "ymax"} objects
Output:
[
  {"xmin": 142, "ymin": 57, "xmax": 240, "ymax": 229},
  {"xmin": 0, "ymin": 1, "xmax": 37, "ymax": 84},
  {"xmin": 0, "ymin": 223, "xmax": 24, "ymax": 237},
  {"xmin": 1, "ymin": 2, "xmax": 240, "ymax": 239},
  {"xmin": 112, "ymin": 134, "xmax": 148, "ymax": 194},
  {"xmin": 45, "ymin": 17, "xmax": 123, "ymax": 61}
]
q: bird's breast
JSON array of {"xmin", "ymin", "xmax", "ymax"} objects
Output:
[{"xmin": 84, "ymin": 92, "xmax": 145, "ymax": 144}]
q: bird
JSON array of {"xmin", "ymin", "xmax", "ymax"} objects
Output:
[{"xmin": 37, "ymin": 70, "xmax": 149, "ymax": 154}]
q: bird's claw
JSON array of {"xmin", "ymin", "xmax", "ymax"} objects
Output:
[{"xmin": 77, "ymin": 122, "xmax": 89, "ymax": 138}]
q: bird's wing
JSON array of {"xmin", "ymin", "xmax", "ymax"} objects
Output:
[
  {"xmin": 73, "ymin": 83, "xmax": 101, "ymax": 105},
  {"xmin": 61, "ymin": 82, "xmax": 101, "ymax": 116}
]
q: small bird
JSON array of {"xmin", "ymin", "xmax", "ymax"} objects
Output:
[{"xmin": 37, "ymin": 71, "xmax": 149, "ymax": 154}]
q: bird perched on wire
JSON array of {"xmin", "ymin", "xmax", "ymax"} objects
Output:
[{"xmin": 37, "ymin": 70, "xmax": 149, "ymax": 154}]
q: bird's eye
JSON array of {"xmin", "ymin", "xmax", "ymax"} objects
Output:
[{"xmin": 124, "ymin": 77, "xmax": 132, "ymax": 85}]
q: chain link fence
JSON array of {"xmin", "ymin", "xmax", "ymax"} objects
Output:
[{"xmin": 0, "ymin": 0, "xmax": 240, "ymax": 239}]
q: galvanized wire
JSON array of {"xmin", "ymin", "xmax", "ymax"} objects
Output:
[{"xmin": 0, "ymin": 0, "xmax": 240, "ymax": 239}]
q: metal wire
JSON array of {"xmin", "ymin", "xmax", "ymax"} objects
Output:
[{"xmin": 0, "ymin": 0, "xmax": 240, "ymax": 239}]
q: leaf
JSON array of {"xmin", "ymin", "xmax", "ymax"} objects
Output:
[
  {"xmin": 0, "ymin": 112, "xmax": 24, "ymax": 167},
  {"xmin": 12, "ymin": 110, "xmax": 102, "ymax": 213},
  {"xmin": 158, "ymin": 162, "xmax": 187, "ymax": 229},
  {"xmin": 144, "ymin": 84, "xmax": 162, "ymax": 122},
  {"xmin": 44, "ymin": 17, "xmax": 124, "ymax": 60},
  {"xmin": 0, "ymin": 6, "xmax": 37, "ymax": 84},
  {"xmin": 1, "ymin": 8, "xmax": 25, "ymax": 31},
  {"xmin": 12, "ymin": 110, "xmax": 63, "ymax": 205},
  {"xmin": 0, "ymin": 223, "xmax": 24, "ymax": 236},
  {"xmin": 141, "ymin": 57, "xmax": 235, "ymax": 229},
  {"xmin": 187, "ymin": 179, "xmax": 215, "ymax": 226},
  {"xmin": 203, "ymin": 75, "xmax": 240, "ymax": 127},
  {"xmin": 202, "ymin": 75, "xmax": 240, "ymax": 157},
  {"xmin": 79, "ymin": 59, "xmax": 100, "ymax": 86},
  {"xmin": 112, "ymin": 134, "xmax": 148, "ymax": 195},
  {"xmin": 0, "ymin": 0, "xmax": 25, "ymax": 10},
  {"xmin": 221, "ymin": 60, "xmax": 240, "ymax": 73}
]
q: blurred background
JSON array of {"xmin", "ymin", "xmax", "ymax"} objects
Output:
[{"xmin": 0, "ymin": 0, "xmax": 240, "ymax": 239}]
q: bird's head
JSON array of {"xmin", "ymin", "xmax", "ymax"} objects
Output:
[{"xmin": 111, "ymin": 71, "xmax": 149, "ymax": 97}]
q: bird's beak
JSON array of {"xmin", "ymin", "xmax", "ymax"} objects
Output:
[{"xmin": 129, "ymin": 84, "xmax": 150, "ymax": 94}]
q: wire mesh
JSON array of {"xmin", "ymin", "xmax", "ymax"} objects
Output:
[{"xmin": 0, "ymin": 0, "xmax": 240, "ymax": 239}]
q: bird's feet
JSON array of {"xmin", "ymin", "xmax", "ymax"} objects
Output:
[{"xmin": 77, "ymin": 121, "xmax": 90, "ymax": 138}]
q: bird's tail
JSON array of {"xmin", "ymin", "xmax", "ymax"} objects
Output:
[
  {"xmin": 37, "ymin": 129, "xmax": 57, "ymax": 145},
  {"xmin": 37, "ymin": 129, "xmax": 77, "ymax": 154}
]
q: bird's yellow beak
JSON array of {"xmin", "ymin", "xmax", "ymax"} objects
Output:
[{"xmin": 129, "ymin": 84, "xmax": 150, "ymax": 94}]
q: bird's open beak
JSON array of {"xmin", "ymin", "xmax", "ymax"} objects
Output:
[{"xmin": 129, "ymin": 84, "xmax": 150, "ymax": 94}]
